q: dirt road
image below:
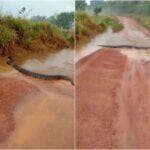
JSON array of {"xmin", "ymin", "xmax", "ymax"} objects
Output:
[
  {"xmin": 77, "ymin": 17, "xmax": 150, "ymax": 61},
  {"xmin": 76, "ymin": 17, "xmax": 150, "ymax": 148},
  {"xmin": 0, "ymin": 50, "xmax": 74, "ymax": 148}
]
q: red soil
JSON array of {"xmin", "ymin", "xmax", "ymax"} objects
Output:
[
  {"xmin": 0, "ymin": 74, "xmax": 74, "ymax": 148},
  {"xmin": 0, "ymin": 77, "xmax": 39, "ymax": 142},
  {"xmin": 76, "ymin": 49, "xmax": 150, "ymax": 149}
]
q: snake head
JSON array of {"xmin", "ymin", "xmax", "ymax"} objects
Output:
[{"xmin": 7, "ymin": 57, "xmax": 13, "ymax": 65}]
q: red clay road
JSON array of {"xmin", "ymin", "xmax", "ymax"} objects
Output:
[
  {"xmin": 76, "ymin": 49, "xmax": 150, "ymax": 148},
  {"xmin": 0, "ymin": 73, "xmax": 74, "ymax": 148}
]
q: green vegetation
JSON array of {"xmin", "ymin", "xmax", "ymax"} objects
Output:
[
  {"xmin": 94, "ymin": 15, "xmax": 124, "ymax": 32},
  {"xmin": 132, "ymin": 15, "xmax": 150, "ymax": 30},
  {"xmin": 88, "ymin": 1, "xmax": 150, "ymax": 30},
  {"xmin": 76, "ymin": 12, "xmax": 100, "ymax": 46},
  {"xmin": 75, "ymin": 0, "xmax": 87, "ymax": 11},
  {"xmin": 0, "ymin": 15, "xmax": 74, "ymax": 59},
  {"xmin": 0, "ymin": 25, "xmax": 16, "ymax": 51},
  {"xmin": 48, "ymin": 12, "xmax": 74, "ymax": 30},
  {"xmin": 76, "ymin": 12, "xmax": 123, "ymax": 47},
  {"xmin": 89, "ymin": 1, "xmax": 150, "ymax": 16},
  {"xmin": 94, "ymin": 6, "xmax": 102, "ymax": 15},
  {"xmin": 31, "ymin": 12, "xmax": 74, "ymax": 30},
  {"xmin": 75, "ymin": 0, "xmax": 150, "ymax": 47}
]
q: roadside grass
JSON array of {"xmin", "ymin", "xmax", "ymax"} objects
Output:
[
  {"xmin": 76, "ymin": 12, "xmax": 101, "ymax": 47},
  {"xmin": 132, "ymin": 15, "xmax": 150, "ymax": 30},
  {"xmin": 0, "ymin": 16, "xmax": 71, "ymax": 54},
  {"xmin": 76, "ymin": 12, "xmax": 124, "ymax": 48},
  {"xmin": 0, "ymin": 15, "xmax": 74, "ymax": 66},
  {"xmin": 94, "ymin": 15, "xmax": 124, "ymax": 32}
]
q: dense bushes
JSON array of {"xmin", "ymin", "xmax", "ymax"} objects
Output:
[
  {"xmin": 31, "ymin": 12, "xmax": 74, "ymax": 30},
  {"xmin": 48, "ymin": 12, "xmax": 74, "ymax": 30},
  {"xmin": 0, "ymin": 15, "xmax": 74, "ymax": 56},
  {"xmin": 0, "ymin": 25, "xmax": 16, "ymax": 55},
  {"xmin": 94, "ymin": 15, "xmax": 124, "ymax": 32},
  {"xmin": 76, "ymin": 12, "xmax": 101, "ymax": 46}
]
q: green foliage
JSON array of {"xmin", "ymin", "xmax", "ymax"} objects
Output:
[
  {"xmin": 2, "ymin": 16, "xmax": 37, "ymax": 47},
  {"xmin": 75, "ymin": 0, "xmax": 87, "ymax": 11},
  {"xmin": 62, "ymin": 30, "xmax": 74, "ymax": 46},
  {"xmin": 133, "ymin": 15, "xmax": 150, "ymax": 30},
  {"xmin": 76, "ymin": 12, "xmax": 100, "ymax": 36},
  {"xmin": 48, "ymin": 12, "xmax": 74, "ymax": 29},
  {"xmin": 31, "ymin": 12, "xmax": 74, "ymax": 30},
  {"xmin": 31, "ymin": 15, "xmax": 47, "ymax": 22},
  {"xmin": 94, "ymin": 15, "xmax": 124, "ymax": 32},
  {"xmin": 76, "ymin": 12, "xmax": 124, "ymax": 47},
  {"xmin": 0, "ymin": 14, "xmax": 73, "ymax": 56},
  {"xmin": 94, "ymin": 6, "xmax": 102, "ymax": 15},
  {"xmin": 37, "ymin": 22, "xmax": 61, "ymax": 40},
  {"xmin": 0, "ymin": 25, "xmax": 15, "ymax": 47},
  {"xmin": 90, "ymin": 1, "xmax": 150, "ymax": 16}
]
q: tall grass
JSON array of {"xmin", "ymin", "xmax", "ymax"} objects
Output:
[
  {"xmin": 0, "ymin": 25, "xmax": 16, "ymax": 55},
  {"xmin": 94, "ymin": 15, "xmax": 124, "ymax": 32},
  {"xmin": 76, "ymin": 12, "xmax": 101, "ymax": 46},
  {"xmin": 0, "ymin": 15, "xmax": 74, "ymax": 57}
]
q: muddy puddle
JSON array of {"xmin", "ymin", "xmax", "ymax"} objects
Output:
[{"xmin": 77, "ymin": 17, "xmax": 150, "ymax": 61}]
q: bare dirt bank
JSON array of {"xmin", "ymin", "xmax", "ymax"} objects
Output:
[{"xmin": 76, "ymin": 49, "xmax": 150, "ymax": 148}]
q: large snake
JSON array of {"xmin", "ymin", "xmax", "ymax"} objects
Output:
[
  {"xmin": 7, "ymin": 56, "xmax": 74, "ymax": 85},
  {"xmin": 98, "ymin": 45, "xmax": 150, "ymax": 50}
]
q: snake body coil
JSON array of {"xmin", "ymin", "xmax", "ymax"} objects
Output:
[
  {"xmin": 98, "ymin": 45, "xmax": 150, "ymax": 49},
  {"xmin": 7, "ymin": 57, "xmax": 74, "ymax": 85}
]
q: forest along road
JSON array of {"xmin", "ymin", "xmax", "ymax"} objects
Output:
[
  {"xmin": 0, "ymin": 50, "xmax": 74, "ymax": 148},
  {"xmin": 76, "ymin": 17, "xmax": 150, "ymax": 148}
]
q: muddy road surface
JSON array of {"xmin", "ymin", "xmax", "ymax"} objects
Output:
[
  {"xmin": 76, "ymin": 17, "xmax": 150, "ymax": 148},
  {"xmin": 0, "ymin": 49, "xmax": 74, "ymax": 148}
]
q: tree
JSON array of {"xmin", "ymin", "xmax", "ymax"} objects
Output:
[
  {"xmin": 75, "ymin": 0, "xmax": 87, "ymax": 11},
  {"xmin": 31, "ymin": 15, "xmax": 47, "ymax": 22},
  {"xmin": 94, "ymin": 6, "xmax": 102, "ymax": 15},
  {"xmin": 48, "ymin": 12, "xmax": 74, "ymax": 29}
]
